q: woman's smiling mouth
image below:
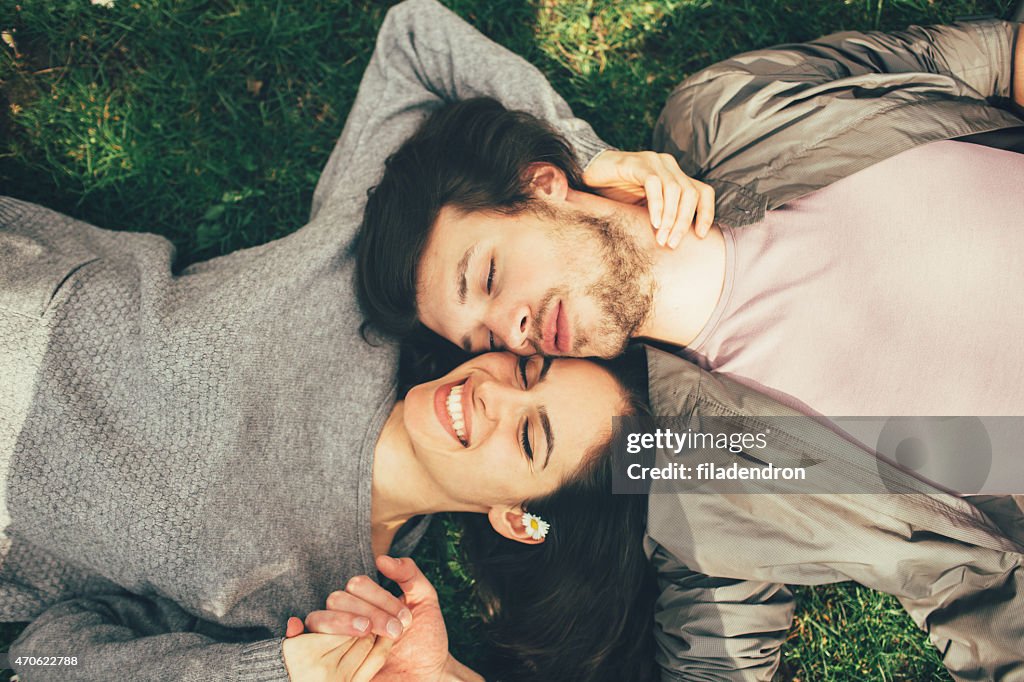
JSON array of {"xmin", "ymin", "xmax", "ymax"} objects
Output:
[
  {"xmin": 447, "ymin": 383, "xmax": 468, "ymax": 443},
  {"xmin": 434, "ymin": 377, "xmax": 473, "ymax": 447}
]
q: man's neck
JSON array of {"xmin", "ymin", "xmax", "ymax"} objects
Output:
[
  {"xmin": 642, "ymin": 222, "xmax": 727, "ymax": 347},
  {"xmin": 567, "ymin": 190, "xmax": 728, "ymax": 347}
]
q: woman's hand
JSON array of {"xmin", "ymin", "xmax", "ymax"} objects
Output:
[
  {"xmin": 583, "ymin": 149, "xmax": 715, "ymax": 248},
  {"xmin": 281, "ymin": 631, "xmax": 391, "ymax": 682},
  {"xmin": 296, "ymin": 556, "xmax": 481, "ymax": 682}
]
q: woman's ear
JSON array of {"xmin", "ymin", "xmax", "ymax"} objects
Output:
[
  {"xmin": 487, "ymin": 505, "xmax": 545, "ymax": 545},
  {"xmin": 526, "ymin": 163, "xmax": 569, "ymax": 203}
]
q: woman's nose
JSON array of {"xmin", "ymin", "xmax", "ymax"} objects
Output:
[{"xmin": 474, "ymin": 373, "xmax": 525, "ymax": 423}]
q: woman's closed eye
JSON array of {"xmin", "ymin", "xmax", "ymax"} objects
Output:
[
  {"xmin": 517, "ymin": 356, "xmax": 530, "ymax": 388},
  {"xmin": 521, "ymin": 419, "xmax": 534, "ymax": 466},
  {"xmin": 517, "ymin": 356, "xmax": 534, "ymax": 466},
  {"xmin": 514, "ymin": 356, "xmax": 552, "ymax": 470}
]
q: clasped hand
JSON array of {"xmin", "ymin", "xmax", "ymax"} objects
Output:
[{"xmin": 282, "ymin": 555, "xmax": 464, "ymax": 682}]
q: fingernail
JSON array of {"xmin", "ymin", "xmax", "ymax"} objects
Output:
[
  {"xmin": 657, "ymin": 230, "xmax": 666, "ymax": 245},
  {"xmin": 398, "ymin": 608, "xmax": 413, "ymax": 628},
  {"xmin": 353, "ymin": 617, "xmax": 370, "ymax": 633},
  {"xmin": 670, "ymin": 234, "xmax": 682, "ymax": 248},
  {"xmin": 386, "ymin": 618, "xmax": 403, "ymax": 639}
]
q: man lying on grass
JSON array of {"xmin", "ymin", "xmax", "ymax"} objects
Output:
[{"xmin": 352, "ymin": 0, "xmax": 1024, "ymax": 679}]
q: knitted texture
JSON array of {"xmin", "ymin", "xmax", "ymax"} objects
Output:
[{"xmin": 1, "ymin": 193, "xmax": 399, "ymax": 630}]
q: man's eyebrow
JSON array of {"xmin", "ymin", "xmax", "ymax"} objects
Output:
[
  {"xmin": 540, "ymin": 407, "xmax": 554, "ymax": 469},
  {"xmin": 456, "ymin": 246, "xmax": 475, "ymax": 305}
]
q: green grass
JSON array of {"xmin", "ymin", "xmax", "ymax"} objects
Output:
[
  {"xmin": 779, "ymin": 585, "xmax": 948, "ymax": 681},
  {"xmin": 1, "ymin": 0, "xmax": 1015, "ymax": 679}
]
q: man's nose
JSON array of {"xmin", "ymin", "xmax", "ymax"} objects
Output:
[{"xmin": 490, "ymin": 302, "xmax": 531, "ymax": 353}]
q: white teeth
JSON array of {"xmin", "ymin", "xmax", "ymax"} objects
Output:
[{"xmin": 445, "ymin": 381, "xmax": 468, "ymax": 443}]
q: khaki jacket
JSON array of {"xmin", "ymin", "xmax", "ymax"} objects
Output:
[
  {"xmin": 644, "ymin": 19, "xmax": 1024, "ymax": 682},
  {"xmin": 654, "ymin": 20, "xmax": 1023, "ymax": 229}
]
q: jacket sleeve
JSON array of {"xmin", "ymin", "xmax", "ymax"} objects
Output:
[
  {"xmin": 653, "ymin": 19, "xmax": 1022, "ymax": 207},
  {"xmin": 9, "ymin": 591, "xmax": 287, "ymax": 682},
  {"xmin": 649, "ymin": 544, "xmax": 794, "ymax": 682},
  {"xmin": 310, "ymin": 0, "xmax": 609, "ymax": 221},
  {"xmin": 793, "ymin": 20, "xmax": 1018, "ymax": 99}
]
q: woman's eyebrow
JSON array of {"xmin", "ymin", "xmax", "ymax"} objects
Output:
[
  {"xmin": 536, "ymin": 357, "xmax": 554, "ymax": 467},
  {"xmin": 539, "ymin": 357, "xmax": 552, "ymax": 382}
]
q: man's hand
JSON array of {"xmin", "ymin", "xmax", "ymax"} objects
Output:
[
  {"xmin": 281, "ymin": 631, "xmax": 391, "ymax": 682},
  {"xmin": 367, "ymin": 556, "xmax": 450, "ymax": 681},
  {"xmin": 297, "ymin": 556, "xmax": 483, "ymax": 682},
  {"xmin": 583, "ymin": 149, "xmax": 715, "ymax": 248}
]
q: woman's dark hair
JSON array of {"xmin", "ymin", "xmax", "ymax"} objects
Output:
[
  {"xmin": 356, "ymin": 97, "xmax": 587, "ymax": 339},
  {"xmin": 397, "ymin": 331, "xmax": 474, "ymax": 398},
  {"xmin": 457, "ymin": 348, "xmax": 657, "ymax": 682}
]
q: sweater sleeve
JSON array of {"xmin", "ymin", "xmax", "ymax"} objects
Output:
[
  {"xmin": 310, "ymin": 0, "xmax": 609, "ymax": 222},
  {"xmin": 9, "ymin": 591, "xmax": 288, "ymax": 682}
]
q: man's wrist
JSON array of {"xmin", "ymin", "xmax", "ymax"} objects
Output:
[
  {"xmin": 441, "ymin": 654, "xmax": 485, "ymax": 682},
  {"xmin": 582, "ymin": 147, "xmax": 620, "ymax": 173}
]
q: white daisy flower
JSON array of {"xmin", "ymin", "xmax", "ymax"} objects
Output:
[{"xmin": 522, "ymin": 512, "xmax": 550, "ymax": 540}]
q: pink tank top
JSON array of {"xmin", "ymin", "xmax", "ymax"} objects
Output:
[{"xmin": 688, "ymin": 140, "xmax": 1024, "ymax": 417}]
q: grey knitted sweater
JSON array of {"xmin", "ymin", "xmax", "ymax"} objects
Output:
[{"xmin": 0, "ymin": 1, "xmax": 607, "ymax": 679}]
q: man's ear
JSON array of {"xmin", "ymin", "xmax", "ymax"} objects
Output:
[
  {"xmin": 487, "ymin": 505, "xmax": 545, "ymax": 545},
  {"xmin": 526, "ymin": 163, "xmax": 569, "ymax": 203}
]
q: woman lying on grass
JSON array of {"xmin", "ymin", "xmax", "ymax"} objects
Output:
[{"xmin": 1, "ymin": 288, "xmax": 655, "ymax": 681}]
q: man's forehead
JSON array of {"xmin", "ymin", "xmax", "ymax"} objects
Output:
[
  {"xmin": 433, "ymin": 203, "xmax": 479, "ymax": 235},
  {"xmin": 417, "ymin": 209, "xmax": 467, "ymax": 290},
  {"xmin": 423, "ymin": 207, "xmax": 481, "ymax": 272},
  {"xmin": 422, "ymin": 207, "xmax": 493, "ymax": 297},
  {"xmin": 436, "ymin": 203, "xmax": 537, "ymax": 234},
  {"xmin": 415, "ymin": 219, "xmax": 474, "ymax": 342}
]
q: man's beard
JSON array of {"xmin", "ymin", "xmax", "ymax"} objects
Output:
[{"xmin": 531, "ymin": 206, "xmax": 655, "ymax": 358}]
